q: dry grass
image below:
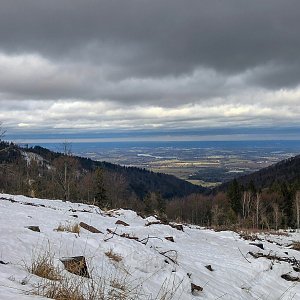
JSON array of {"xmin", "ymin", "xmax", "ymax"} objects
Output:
[
  {"xmin": 35, "ymin": 278, "xmax": 86, "ymax": 300},
  {"xmin": 33, "ymin": 271, "xmax": 141, "ymax": 300},
  {"xmin": 26, "ymin": 249, "xmax": 61, "ymax": 281},
  {"xmin": 292, "ymin": 242, "xmax": 300, "ymax": 251},
  {"xmin": 105, "ymin": 249, "xmax": 123, "ymax": 262},
  {"xmin": 27, "ymin": 247, "xmax": 184, "ymax": 300},
  {"xmin": 238, "ymin": 228, "xmax": 290, "ymax": 236},
  {"xmin": 153, "ymin": 275, "xmax": 184, "ymax": 300},
  {"xmin": 55, "ymin": 222, "xmax": 80, "ymax": 234}
]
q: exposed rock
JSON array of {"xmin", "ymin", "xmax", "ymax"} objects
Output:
[
  {"xmin": 250, "ymin": 243, "xmax": 264, "ymax": 250},
  {"xmin": 240, "ymin": 233, "xmax": 260, "ymax": 241},
  {"xmin": 281, "ymin": 273, "xmax": 300, "ymax": 282},
  {"xmin": 120, "ymin": 233, "xmax": 139, "ymax": 240},
  {"xmin": 60, "ymin": 256, "xmax": 90, "ymax": 278},
  {"xmin": 165, "ymin": 236, "xmax": 175, "ymax": 242},
  {"xmin": 0, "ymin": 260, "xmax": 8, "ymax": 265},
  {"xmin": 79, "ymin": 222, "xmax": 102, "ymax": 233},
  {"xmin": 145, "ymin": 221, "xmax": 162, "ymax": 226},
  {"xmin": 191, "ymin": 282, "xmax": 203, "ymax": 294},
  {"xmin": 205, "ymin": 265, "xmax": 214, "ymax": 271},
  {"xmin": 170, "ymin": 223, "xmax": 184, "ymax": 231},
  {"xmin": 71, "ymin": 214, "xmax": 78, "ymax": 218},
  {"xmin": 115, "ymin": 220, "xmax": 129, "ymax": 226},
  {"xmin": 26, "ymin": 226, "xmax": 40, "ymax": 232}
]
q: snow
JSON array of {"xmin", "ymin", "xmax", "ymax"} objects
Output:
[
  {"xmin": 0, "ymin": 193, "xmax": 300, "ymax": 299},
  {"xmin": 21, "ymin": 151, "xmax": 45, "ymax": 166}
]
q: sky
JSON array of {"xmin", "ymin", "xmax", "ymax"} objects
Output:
[{"xmin": 0, "ymin": 0, "xmax": 300, "ymax": 142}]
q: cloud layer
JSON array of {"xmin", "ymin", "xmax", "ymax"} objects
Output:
[{"xmin": 0, "ymin": 0, "xmax": 300, "ymax": 136}]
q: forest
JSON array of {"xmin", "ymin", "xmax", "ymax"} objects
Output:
[{"xmin": 1, "ymin": 140, "xmax": 300, "ymax": 230}]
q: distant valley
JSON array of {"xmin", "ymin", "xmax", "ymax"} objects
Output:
[{"xmin": 28, "ymin": 140, "xmax": 300, "ymax": 187}]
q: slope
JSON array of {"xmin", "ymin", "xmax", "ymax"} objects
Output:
[
  {"xmin": 215, "ymin": 154, "xmax": 300, "ymax": 192},
  {"xmin": 0, "ymin": 193, "xmax": 300, "ymax": 299}
]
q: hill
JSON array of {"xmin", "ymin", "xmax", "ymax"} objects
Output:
[
  {"xmin": 215, "ymin": 154, "xmax": 300, "ymax": 192},
  {"xmin": 0, "ymin": 141, "xmax": 205, "ymax": 202},
  {"xmin": 1, "ymin": 193, "xmax": 300, "ymax": 299}
]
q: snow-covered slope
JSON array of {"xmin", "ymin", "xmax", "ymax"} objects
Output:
[{"xmin": 1, "ymin": 193, "xmax": 300, "ymax": 299}]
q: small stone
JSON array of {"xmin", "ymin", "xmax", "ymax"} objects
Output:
[
  {"xmin": 191, "ymin": 283, "xmax": 203, "ymax": 294},
  {"xmin": 170, "ymin": 223, "xmax": 184, "ymax": 231},
  {"xmin": 26, "ymin": 226, "xmax": 40, "ymax": 232},
  {"xmin": 115, "ymin": 220, "xmax": 129, "ymax": 226},
  {"xmin": 165, "ymin": 236, "xmax": 175, "ymax": 242},
  {"xmin": 250, "ymin": 243, "xmax": 264, "ymax": 250},
  {"xmin": 205, "ymin": 265, "xmax": 214, "ymax": 271}
]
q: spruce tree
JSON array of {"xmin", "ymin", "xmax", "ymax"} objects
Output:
[
  {"xmin": 156, "ymin": 192, "xmax": 166, "ymax": 215},
  {"xmin": 94, "ymin": 168, "xmax": 107, "ymax": 209},
  {"xmin": 144, "ymin": 193, "xmax": 153, "ymax": 215},
  {"xmin": 227, "ymin": 179, "xmax": 242, "ymax": 216}
]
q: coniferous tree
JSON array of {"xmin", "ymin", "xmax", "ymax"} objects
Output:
[
  {"xmin": 144, "ymin": 192, "xmax": 153, "ymax": 215},
  {"xmin": 94, "ymin": 168, "xmax": 107, "ymax": 209},
  {"xmin": 156, "ymin": 192, "xmax": 166, "ymax": 215},
  {"xmin": 227, "ymin": 179, "xmax": 242, "ymax": 216},
  {"xmin": 280, "ymin": 182, "xmax": 294, "ymax": 227}
]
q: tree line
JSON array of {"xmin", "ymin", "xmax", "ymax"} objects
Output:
[
  {"xmin": 1, "ymin": 140, "xmax": 300, "ymax": 230},
  {"xmin": 166, "ymin": 179, "xmax": 300, "ymax": 230}
]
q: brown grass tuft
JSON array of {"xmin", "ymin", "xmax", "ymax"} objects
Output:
[
  {"xmin": 292, "ymin": 242, "xmax": 300, "ymax": 251},
  {"xmin": 35, "ymin": 278, "xmax": 86, "ymax": 300},
  {"xmin": 55, "ymin": 222, "xmax": 80, "ymax": 234},
  {"xmin": 105, "ymin": 249, "xmax": 123, "ymax": 262},
  {"xmin": 26, "ymin": 250, "xmax": 61, "ymax": 281}
]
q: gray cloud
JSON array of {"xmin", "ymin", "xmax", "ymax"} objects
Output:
[
  {"xmin": 0, "ymin": 0, "xmax": 300, "ymax": 133},
  {"xmin": 1, "ymin": 1, "xmax": 300, "ymax": 81}
]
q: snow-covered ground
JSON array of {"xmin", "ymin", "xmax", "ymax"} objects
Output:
[{"xmin": 0, "ymin": 193, "xmax": 300, "ymax": 299}]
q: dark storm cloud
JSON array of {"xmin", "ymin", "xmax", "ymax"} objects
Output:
[
  {"xmin": 1, "ymin": 0, "xmax": 300, "ymax": 85},
  {"xmin": 1, "ymin": 0, "xmax": 300, "ymax": 133}
]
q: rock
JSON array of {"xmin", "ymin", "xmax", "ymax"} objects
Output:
[
  {"xmin": 191, "ymin": 283, "xmax": 203, "ymax": 295},
  {"xmin": 250, "ymin": 243, "xmax": 264, "ymax": 250},
  {"xmin": 205, "ymin": 265, "xmax": 214, "ymax": 271},
  {"xmin": 120, "ymin": 233, "xmax": 139, "ymax": 240},
  {"xmin": 71, "ymin": 214, "xmax": 78, "ymax": 218},
  {"xmin": 281, "ymin": 273, "xmax": 300, "ymax": 282},
  {"xmin": 170, "ymin": 223, "xmax": 184, "ymax": 231},
  {"xmin": 60, "ymin": 256, "xmax": 90, "ymax": 278},
  {"xmin": 26, "ymin": 226, "xmax": 40, "ymax": 232},
  {"xmin": 165, "ymin": 236, "xmax": 175, "ymax": 242},
  {"xmin": 115, "ymin": 220, "xmax": 129, "ymax": 226},
  {"xmin": 0, "ymin": 260, "xmax": 8, "ymax": 265},
  {"xmin": 79, "ymin": 222, "xmax": 102, "ymax": 233}
]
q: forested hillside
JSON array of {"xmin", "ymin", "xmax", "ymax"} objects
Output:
[
  {"xmin": 167, "ymin": 154, "xmax": 300, "ymax": 229},
  {"xmin": 0, "ymin": 141, "xmax": 204, "ymax": 210},
  {"xmin": 215, "ymin": 154, "xmax": 300, "ymax": 192}
]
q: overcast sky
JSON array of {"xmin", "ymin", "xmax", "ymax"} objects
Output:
[{"xmin": 1, "ymin": 0, "xmax": 300, "ymax": 140}]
